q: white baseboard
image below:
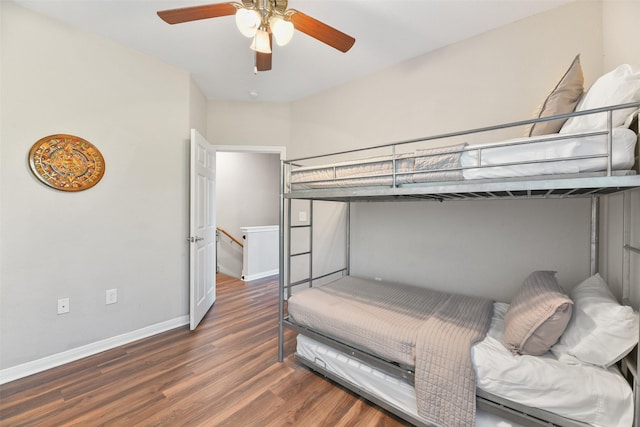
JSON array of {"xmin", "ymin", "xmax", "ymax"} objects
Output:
[
  {"xmin": 241, "ymin": 269, "xmax": 279, "ymax": 282},
  {"xmin": 0, "ymin": 315, "xmax": 189, "ymax": 385}
]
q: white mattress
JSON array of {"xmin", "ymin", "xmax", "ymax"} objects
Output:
[
  {"xmin": 295, "ymin": 302, "xmax": 633, "ymax": 427},
  {"xmin": 289, "ymin": 128, "xmax": 637, "ymax": 189},
  {"xmin": 461, "ymin": 128, "xmax": 637, "ymax": 179}
]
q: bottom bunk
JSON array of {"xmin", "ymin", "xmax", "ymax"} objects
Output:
[{"xmin": 283, "ymin": 274, "xmax": 637, "ymax": 427}]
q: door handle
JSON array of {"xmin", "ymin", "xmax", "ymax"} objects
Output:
[{"xmin": 187, "ymin": 236, "xmax": 205, "ymax": 243}]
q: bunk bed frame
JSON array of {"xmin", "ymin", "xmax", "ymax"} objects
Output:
[{"xmin": 277, "ymin": 103, "xmax": 640, "ymax": 427}]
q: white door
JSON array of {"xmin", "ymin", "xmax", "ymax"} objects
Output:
[{"xmin": 189, "ymin": 129, "xmax": 216, "ymax": 330}]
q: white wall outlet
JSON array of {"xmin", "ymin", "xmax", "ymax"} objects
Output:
[
  {"xmin": 57, "ymin": 298, "xmax": 70, "ymax": 314},
  {"xmin": 298, "ymin": 211, "xmax": 307, "ymax": 222},
  {"xmin": 106, "ymin": 288, "xmax": 117, "ymax": 305}
]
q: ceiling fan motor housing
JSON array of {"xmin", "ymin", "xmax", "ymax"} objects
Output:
[{"xmin": 241, "ymin": 0, "xmax": 288, "ymax": 19}]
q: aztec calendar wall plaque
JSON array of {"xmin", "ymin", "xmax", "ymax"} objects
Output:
[{"xmin": 29, "ymin": 134, "xmax": 105, "ymax": 192}]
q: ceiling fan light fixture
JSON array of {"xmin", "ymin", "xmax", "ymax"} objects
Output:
[
  {"xmin": 250, "ymin": 28, "xmax": 271, "ymax": 54},
  {"xmin": 235, "ymin": 8, "xmax": 260, "ymax": 38},
  {"xmin": 269, "ymin": 15, "xmax": 294, "ymax": 46}
]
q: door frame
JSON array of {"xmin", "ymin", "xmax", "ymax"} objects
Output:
[
  {"xmin": 213, "ymin": 145, "xmax": 285, "ymax": 158},
  {"xmin": 212, "ymin": 145, "xmax": 286, "ymax": 266},
  {"xmin": 188, "ymin": 144, "xmax": 285, "ymax": 327}
]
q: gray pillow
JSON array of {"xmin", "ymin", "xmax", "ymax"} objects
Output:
[
  {"xmin": 503, "ymin": 271, "xmax": 573, "ymax": 356},
  {"xmin": 525, "ymin": 55, "xmax": 584, "ymax": 137}
]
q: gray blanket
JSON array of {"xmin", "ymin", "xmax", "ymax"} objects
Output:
[
  {"xmin": 415, "ymin": 292, "xmax": 493, "ymax": 426},
  {"xmin": 287, "ymin": 276, "xmax": 493, "ymax": 426}
]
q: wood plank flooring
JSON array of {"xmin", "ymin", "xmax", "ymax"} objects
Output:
[{"xmin": 0, "ymin": 274, "xmax": 409, "ymax": 426}]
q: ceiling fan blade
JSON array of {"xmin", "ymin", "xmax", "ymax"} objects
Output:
[
  {"xmin": 256, "ymin": 33, "xmax": 273, "ymax": 71},
  {"xmin": 290, "ymin": 11, "xmax": 355, "ymax": 53},
  {"xmin": 157, "ymin": 2, "xmax": 238, "ymax": 25}
]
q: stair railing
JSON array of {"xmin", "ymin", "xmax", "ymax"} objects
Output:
[
  {"xmin": 216, "ymin": 227, "xmax": 244, "ymax": 274},
  {"xmin": 216, "ymin": 227, "xmax": 244, "ymax": 248}
]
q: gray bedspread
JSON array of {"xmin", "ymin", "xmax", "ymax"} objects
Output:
[{"xmin": 287, "ymin": 276, "xmax": 493, "ymax": 427}]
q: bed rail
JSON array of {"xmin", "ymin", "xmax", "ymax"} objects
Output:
[{"xmin": 283, "ymin": 102, "xmax": 640, "ymax": 202}]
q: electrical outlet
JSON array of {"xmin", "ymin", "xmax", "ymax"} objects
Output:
[
  {"xmin": 57, "ymin": 298, "xmax": 70, "ymax": 314},
  {"xmin": 299, "ymin": 211, "xmax": 307, "ymax": 222},
  {"xmin": 106, "ymin": 288, "xmax": 117, "ymax": 305}
]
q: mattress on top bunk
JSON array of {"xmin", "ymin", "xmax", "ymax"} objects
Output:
[
  {"xmin": 462, "ymin": 127, "xmax": 637, "ymax": 179},
  {"xmin": 289, "ymin": 153, "xmax": 416, "ymax": 189},
  {"xmin": 288, "ymin": 128, "xmax": 637, "ymax": 190},
  {"xmin": 287, "ymin": 276, "xmax": 494, "ymax": 427},
  {"xmin": 295, "ymin": 302, "xmax": 633, "ymax": 427}
]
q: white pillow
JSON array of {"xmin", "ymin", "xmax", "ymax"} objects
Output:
[
  {"xmin": 551, "ymin": 273, "xmax": 638, "ymax": 367},
  {"xmin": 560, "ymin": 64, "xmax": 640, "ymax": 134}
]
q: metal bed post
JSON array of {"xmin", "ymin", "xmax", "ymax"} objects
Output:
[
  {"xmin": 346, "ymin": 201, "xmax": 351, "ymax": 276},
  {"xmin": 590, "ymin": 195, "xmax": 599, "ymax": 276},
  {"xmin": 607, "ymin": 110, "xmax": 613, "ymax": 176},
  {"xmin": 286, "ymin": 197, "xmax": 292, "ymax": 298},
  {"xmin": 621, "ymin": 190, "xmax": 640, "ymax": 427},
  {"xmin": 619, "ymin": 189, "xmax": 640, "ymax": 427},
  {"xmin": 309, "ymin": 200, "xmax": 314, "ymax": 287},
  {"xmin": 623, "ymin": 191, "xmax": 631, "ymax": 303},
  {"xmin": 278, "ymin": 159, "xmax": 286, "ymax": 363},
  {"xmin": 637, "ymin": 359, "xmax": 640, "ymax": 427}
]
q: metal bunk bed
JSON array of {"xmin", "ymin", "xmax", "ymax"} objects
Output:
[{"xmin": 277, "ymin": 102, "xmax": 640, "ymax": 427}]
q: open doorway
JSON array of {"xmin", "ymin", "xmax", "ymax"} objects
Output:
[{"xmin": 214, "ymin": 145, "xmax": 285, "ymax": 280}]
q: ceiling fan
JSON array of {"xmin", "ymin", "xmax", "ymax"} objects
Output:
[{"xmin": 157, "ymin": 0, "xmax": 356, "ymax": 72}]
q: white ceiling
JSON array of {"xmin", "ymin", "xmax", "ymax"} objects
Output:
[{"xmin": 12, "ymin": 0, "xmax": 571, "ymax": 102}]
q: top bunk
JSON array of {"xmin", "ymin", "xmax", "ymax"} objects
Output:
[
  {"xmin": 284, "ymin": 102, "xmax": 640, "ymax": 203},
  {"xmin": 284, "ymin": 62, "xmax": 640, "ymax": 203}
]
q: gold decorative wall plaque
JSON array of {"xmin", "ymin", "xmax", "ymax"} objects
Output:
[{"xmin": 29, "ymin": 134, "xmax": 105, "ymax": 192}]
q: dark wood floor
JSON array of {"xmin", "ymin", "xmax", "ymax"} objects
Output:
[{"xmin": 0, "ymin": 274, "xmax": 409, "ymax": 426}]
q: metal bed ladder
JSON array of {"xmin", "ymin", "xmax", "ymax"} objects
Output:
[
  {"xmin": 287, "ymin": 199, "xmax": 314, "ymax": 295},
  {"xmin": 278, "ymin": 199, "xmax": 314, "ymax": 362}
]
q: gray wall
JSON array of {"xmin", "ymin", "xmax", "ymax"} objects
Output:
[
  {"xmin": 350, "ymin": 199, "xmax": 591, "ymax": 303},
  {"xmin": 1, "ymin": 2, "xmax": 203, "ymax": 371}
]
